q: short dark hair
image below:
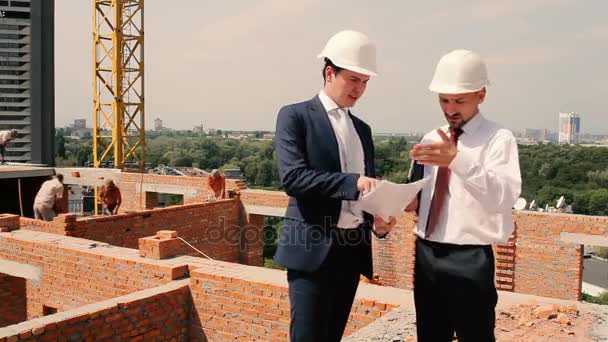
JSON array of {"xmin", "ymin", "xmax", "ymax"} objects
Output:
[
  {"xmin": 55, "ymin": 173, "xmax": 63, "ymax": 183},
  {"xmin": 322, "ymin": 58, "xmax": 344, "ymax": 83}
]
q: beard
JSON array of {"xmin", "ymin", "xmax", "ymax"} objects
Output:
[{"xmin": 444, "ymin": 112, "xmax": 464, "ymax": 128}]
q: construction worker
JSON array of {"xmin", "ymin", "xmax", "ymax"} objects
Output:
[
  {"xmin": 0, "ymin": 129, "xmax": 18, "ymax": 164},
  {"xmin": 53, "ymin": 184, "xmax": 70, "ymax": 214},
  {"xmin": 407, "ymin": 50, "xmax": 522, "ymax": 341},
  {"xmin": 98, "ymin": 179, "xmax": 122, "ymax": 215},
  {"xmin": 206, "ymin": 169, "xmax": 225, "ymax": 199},
  {"xmin": 33, "ymin": 174, "xmax": 65, "ymax": 221},
  {"xmin": 273, "ymin": 30, "xmax": 395, "ymax": 341}
]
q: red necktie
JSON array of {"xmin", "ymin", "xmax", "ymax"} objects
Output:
[{"xmin": 425, "ymin": 127, "xmax": 463, "ymax": 238}]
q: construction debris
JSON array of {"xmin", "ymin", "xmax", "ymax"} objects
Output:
[{"xmin": 495, "ymin": 302, "xmax": 596, "ymax": 341}]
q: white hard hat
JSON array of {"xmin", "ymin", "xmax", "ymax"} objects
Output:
[
  {"xmin": 428, "ymin": 49, "xmax": 490, "ymax": 94},
  {"xmin": 317, "ymin": 30, "xmax": 378, "ymax": 76}
]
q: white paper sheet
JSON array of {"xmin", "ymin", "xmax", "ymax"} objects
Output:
[{"xmin": 358, "ymin": 178, "xmax": 430, "ymax": 221}]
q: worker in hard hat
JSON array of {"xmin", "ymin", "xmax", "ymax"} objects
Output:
[
  {"xmin": 33, "ymin": 174, "xmax": 65, "ymax": 221},
  {"xmin": 98, "ymin": 179, "xmax": 122, "ymax": 215},
  {"xmin": 273, "ymin": 30, "xmax": 396, "ymax": 342},
  {"xmin": 0, "ymin": 129, "xmax": 18, "ymax": 164},
  {"xmin": 407, "ymin": 50, "xmax": 522, "ymax": 341}
]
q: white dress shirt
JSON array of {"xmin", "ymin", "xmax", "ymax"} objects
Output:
[
  {"xmin": 34, "ymin": 179, "xmax": 64, "ymax": 208},
  {"xmin": 416, "ymin": 113, "xmax": 522, "ymax": 245},
  {"xmin": 318, "ymin": 90, "xmax": 366, "ymax": 229}
]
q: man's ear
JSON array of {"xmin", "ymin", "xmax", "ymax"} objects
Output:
[
  {"xmin": 325, "ymin": 66, "xmax": 335, "ymax": 83},
  {"xmin": 478, "ymin": 87, "xmax": 487, "ymax": 104}
]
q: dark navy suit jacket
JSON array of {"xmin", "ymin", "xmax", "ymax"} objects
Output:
[{"xmin": 273, "ymin": 95, "xmax": 375, "ymax": 278}]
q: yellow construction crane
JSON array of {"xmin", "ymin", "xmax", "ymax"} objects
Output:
[
  {"xmin": 92, "ymin": 0, "xmax": 145, "ymax": 213},
  {"xmin": 93, "ymin": 0, "xmax": 145, "ymax": 171}
]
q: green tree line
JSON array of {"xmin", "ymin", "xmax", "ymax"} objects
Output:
[{"xmin": 55, "ymin": 129, "xmax": 608, "ymax": 216}]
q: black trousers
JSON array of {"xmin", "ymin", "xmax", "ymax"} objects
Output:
[
  {"xmin": 414, "ymin": 238, "xmax": 498, "ymax": 342},
  {"xmin": 287, "ymin": 227, "xmax": 365, "ymax": 342}
]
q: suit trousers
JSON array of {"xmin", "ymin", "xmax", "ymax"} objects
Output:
[
  {"xmin": 287, "ymin": 226, "xmax": 365, "ymax": 342},
  {"xmin": 414, "ymin": 237, "xmax": 498, "ymax": 342}
]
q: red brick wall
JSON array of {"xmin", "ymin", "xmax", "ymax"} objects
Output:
[
  {"xmin": 494, "ymin": 233, "xmax": 517, "ymax": 291},
  {"xmin": 240, "ymin": 214, "xmax": 265, "ymax": 266},
  {"xmin": 19, "ymin": 217, "xmax": 68, "ymax": 235},
  {"xmin": 117, "ymin": 173, "xmax": 247, "ymax": 212},
  {"xmin": 372, "ymin": 211, "xmax": 608, "ymax": 300},
  {"xmin": 372, "ymin": 213, "xmax": 417, "ymax": 289},
  {"xmin": 0, "ymin": 282, "xmax": 191, "ymax": 341},
  {"xmin": 240, "ymin": 189, "xmax": 289, "ymax": 208},
  {"xmin": 0, "ymin": 231, "xmax": 400, "ymax": 341},
  {"xmin": 0, "ymin": 274, "xmax": 27, "ymax": 327},
  {"xmin": 222, "ymin": 189, "xmax": 608, "ymax": 300},
  {"xmin": 0, "ymin": 214, "xmax": 19, "ymax": 231},
  {"xmin": 188, "ymin": 265, "xmax": 396, "ymax": 341},
  {"xmin": 512, "ymin": 212, "xmax": 608, "ymax": 300},
  {"xmin": 20, "ymin": 200, "xmax": 247, "ymax": 264},
  {"xmin": 0, "ymin": 231, "xmax": 188, "ymax": 319}
]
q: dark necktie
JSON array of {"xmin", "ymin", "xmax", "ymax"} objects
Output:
[{"xmin": 425, "ymin": 127, "xmax": 463, "ymax": 238}]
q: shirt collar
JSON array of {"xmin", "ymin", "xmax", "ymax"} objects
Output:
[
  {"xmin": 319, "ymin": 90, "xmax": 346, "ymax": 115},
  {"xmin": 460, "ymin": 111, "xmax": 485, "ymax": 135}
]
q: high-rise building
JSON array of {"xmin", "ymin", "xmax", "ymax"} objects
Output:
[
  {"xmin": 73, "ymin": 119, "xmax": 86, "ymax": 130},
  {"xmin": 154, "ymin": 117, "xmax": 163, "ymax": 131},
  {"xmin": 0, "ymin": 0, "xmax": 55, "ymax": 165},
  {"xmin": 558, "ymin": 112, "xmax": 580, "ymax": 145}
]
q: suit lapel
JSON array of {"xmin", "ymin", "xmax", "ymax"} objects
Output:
[
  {"xmin": 309, "ymin": 96, "xmax": 341, "ymax": 171},
  {"xmin": 350, "ymin": 112, "xmax": 373, "ymax": 177}
]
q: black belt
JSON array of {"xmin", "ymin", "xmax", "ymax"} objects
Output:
[{"xmin": 417, "ymin": 237, "xmax": 491, "ymax": 250}]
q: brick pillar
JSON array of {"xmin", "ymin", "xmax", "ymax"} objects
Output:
[
  {"xmin": 139, "ymin": 230, "xmax": 187, "ymax": 260},
  {"xmin": 0, "ymin": 214, "xmax": 20, "ymax": 232},
  {"xmin": 240, "ymin": 214, "xmax": 265, "ymax": 266}
]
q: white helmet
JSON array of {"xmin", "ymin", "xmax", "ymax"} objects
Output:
[
  {"xmin": 317, "ymin": 30, "xmax": 378, "ymax": 76},
  {"xmin": 428, "ymin": 49, "xmax": 490, "ymax": 94}
]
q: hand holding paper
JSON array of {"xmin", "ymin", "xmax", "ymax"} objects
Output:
[{"xmin": 358, "ymin": 178, "xmax": 430, "ymax": 222}]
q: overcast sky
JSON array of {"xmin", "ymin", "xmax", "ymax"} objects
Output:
[{"xmin": 55, "ymin": 0, "xmax": 607, "ymax": 134}]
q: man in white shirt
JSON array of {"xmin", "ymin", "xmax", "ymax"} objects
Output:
[
  {"xmin": 34, "ymin": 174, "xmax": 65, "ymax": 221},
  {"xmin": 0, "ymin": 129, "xmax": 18, "ymax": 164},
  {"xmin": 408, "ymin": 50, "xmax": 522, "ymax": 341}
]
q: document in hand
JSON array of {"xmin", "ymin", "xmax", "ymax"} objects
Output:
[{"xmin": 358, "ymin": 178, "xmax": 430, "ymax": 222}]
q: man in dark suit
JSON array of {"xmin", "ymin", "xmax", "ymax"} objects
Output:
[{"xmin": 274, "ymin": 30, "xmax": 396, "ymax": 342}]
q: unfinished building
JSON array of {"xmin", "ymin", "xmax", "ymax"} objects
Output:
[{"xmin": 0, "ymin": 166, "xmax": 607, "ymax": 341}]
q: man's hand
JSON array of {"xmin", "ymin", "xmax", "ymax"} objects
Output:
[
  {"xmin": 373, "ymin": 216, "xmax": 396, "ymax": 235},
  {"xmin": 357, "ymin": 176, "xmax": 379, "ymax": 195},
  {"xmin": 403, "ymin": 197, "xmax": 418, "ymax": 212},
  {"xmin": 410, "ymin": 129, "xmax": 457, "ymax": 167}
]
